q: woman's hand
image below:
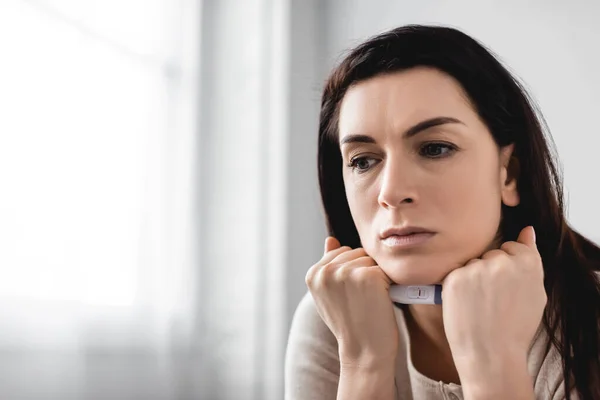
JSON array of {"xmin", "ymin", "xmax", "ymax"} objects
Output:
[
  {"xmin": 441, "ymin": 226, "xmax": 546, "ymax": 397},
  {"xmin": 305, "ymin": 237, "xmax": 399, "ymax": 369}
]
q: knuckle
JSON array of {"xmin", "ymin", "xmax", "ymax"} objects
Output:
[
  {"xmin": 318, "ymin": 262, "xmax": 338, "ymax": 286},
  {"xmin": 349, "ymin": 266, "xmax": 372, "ymax": 281},
  {"xmin": 321, "ymin": 261, "xmax": 338, "ymax": 275},
  {"xmin": 305, "ymin": 264, "xmax": 318, "ymax": 287},
  {"xmin": 304, "ymin": 272, "xmax": 313, "ymax": 287},
  {"xmin": 308, "ymin": 254, "xmax": 376, "ymax": 289},
  {"xmin": 305, "ymin": 262, "xmax": 336, "ymax": 288},
  {"xmin": 487, "ymin": 264, "xmax": 505, "ymax": 281},
  {"xmin": 333, "ymin": 263, "xmax": 353, "ymax": 281},
  {"xmin": 500, "ymin": 241, "xmax": 516, "ymax": 252},
  {"xmin": 482, "ymin": 249, "xmax": 505, "ymax": 261},
  {"xmin": 443, "ymin": 271, "xmax": 462, "ymax": 292},
  {"xmin": 471, "ymin": 265, "xmax": 490, "ymax": 283},
  {"xmin": 496, "ymin": 251, "xmax": 511, "ymax": 262}
]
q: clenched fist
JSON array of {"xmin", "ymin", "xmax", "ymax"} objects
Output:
[{"xmin": 305, "ymin": 237, "xmax": 400, "ymax": 369}]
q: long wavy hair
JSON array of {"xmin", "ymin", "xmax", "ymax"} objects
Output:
[{"xmin": 317, "ymin": 25, "xmax": 600, "ymax": 399}]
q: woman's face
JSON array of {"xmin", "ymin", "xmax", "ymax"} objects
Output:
[{"xmin": 338, "ymin": 67, "xmax": 519, "ymax": 285}]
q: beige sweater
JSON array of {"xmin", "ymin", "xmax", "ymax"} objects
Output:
[{"xmin": 285, "ymin": 291, "xmax": 575, "ymax": 400}]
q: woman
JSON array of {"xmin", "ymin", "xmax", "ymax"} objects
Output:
[{"xmin": 285, "ymin": 25, "xmax": 600, "ymax": 399}]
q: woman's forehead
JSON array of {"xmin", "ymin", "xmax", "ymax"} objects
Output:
[{"xmin": 338, "ymin": 69, "xmax": 476, "ymax": 142}]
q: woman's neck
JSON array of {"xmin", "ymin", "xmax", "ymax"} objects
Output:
[{"xmin": 405, "ymin": 304, "xmax": 461, "ymax": 384}]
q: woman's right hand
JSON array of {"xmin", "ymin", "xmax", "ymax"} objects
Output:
[{"xmin": 305, "ymin": 236, "xmax": 400, "ymax": 369}]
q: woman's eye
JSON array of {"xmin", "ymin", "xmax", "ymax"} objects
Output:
[
  {"xmin": 420, "ymin": 142, "xmax": 456, "ymax": 158},
  {"xmin": 347, "ymin": 156, "xmax": 377, "ymax": 173},
  {"xmin": 347, "ymin": 144, "xmax": 455, "ymax": 173}
]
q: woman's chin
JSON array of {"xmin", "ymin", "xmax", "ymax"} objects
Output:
[
  {"xmin": 389, "ymin": 274, "xmax": 442, "ymax": 286},
  {"xmin": 378, "ymin": 257, "xmax": 450, "ymax": 286}
]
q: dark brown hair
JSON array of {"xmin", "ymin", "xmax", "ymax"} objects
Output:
[{"xmin": 317, "ymin": 25, "xmax": 600, "ymax": 398}]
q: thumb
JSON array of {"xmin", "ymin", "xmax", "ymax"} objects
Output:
[
  {"xmin": 324, "ymin": 236, "xmax": 341, "ymax": 255},
  {"xmin": 516, "ymin": 225, "xmax": 537, "ymax": 250}
]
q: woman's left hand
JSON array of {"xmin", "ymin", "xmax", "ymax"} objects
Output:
[{"xmin": 441, "ymin": 226, "xmax": 546, "ymax": 394}]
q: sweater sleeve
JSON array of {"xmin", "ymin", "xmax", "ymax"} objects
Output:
[{"xmin": 284, "ymin": 291, "xmax": 341, "ymax": 400}]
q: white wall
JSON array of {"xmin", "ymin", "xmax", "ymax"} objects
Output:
[
  {"xmin": 319, "ymin": 0, "xmax": 600, "ymax": 244},
  {"xmin": 285, "ymin": 0, "xmax": 329, "ymax": 330}
]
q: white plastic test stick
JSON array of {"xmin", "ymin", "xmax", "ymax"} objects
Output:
[{"xmin": 389, "ymin": 284, "xmax": 443, "ymax": 305}]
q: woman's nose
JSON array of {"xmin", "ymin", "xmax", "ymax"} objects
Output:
[{"xmin": 377, "ymin": 158, "xmax": 418, "ymax": 209}]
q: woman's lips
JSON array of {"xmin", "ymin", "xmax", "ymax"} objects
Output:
[{"xmin": 381, "ymin": 232, "xmax": 435, "ymax": 248}]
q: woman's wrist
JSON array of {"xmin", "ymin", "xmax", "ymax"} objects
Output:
[
  {"xmin": 338, "ymin": 361, "xmax": 396, "ymax": 400},
  {"xmin": 457, "ymin": 352, "xmax": 534, "ymax": 400},
  {"xmin": 339, "ymin": 351, "xmax": 397, "ymax": 371}
]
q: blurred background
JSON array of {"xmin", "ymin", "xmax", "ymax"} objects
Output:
[{"xmin": 0, "ymin": 0, "xmax": 598, "ymax": 399}]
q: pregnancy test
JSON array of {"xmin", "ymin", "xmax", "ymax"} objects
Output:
[{"xmin": 389, "ymin": 284, "xmax": 442, "ymax": 304}]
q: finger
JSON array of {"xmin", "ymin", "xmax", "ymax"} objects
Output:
[
  {"xmin": 500, "ymin": 240, "xmax": 529, "ymax": 256},
  {"xmin": 516, "ymin": 225, "xmax": 537, "ymax": 250},
  {"xmin": 341, "ymin": 255, "xmax": 377, "ymax": 268},
  {"xmin": 481, "ymin": 249, "xmax": 509, "ymax": 261},
  {"xmin": 458, "ymin": 258, "xmax": 482, "ymax": 271},
  {"xmin": 501, "ymin": 237, "xmax": 543, "ymax": 277},
  {"xmin": 331, "ymin": 247, "xmax": 368, "ymax": 264},
  {"xmin": 330, "ymin": 256, "xmax": 378, "ymax": 280},
  {"xmin": 360, "ymin": 265, "xmax": 394, "ymax": 287},
  {"xmin": 324, "ymin": 236, "xmax": 341, "ymax": 255},
  {"xmin": 441, "ymin": 258, "xmax": 481, "ymax": 288},
  {"xmin": 320, "ymin": 245, "xmax": 353, "ymax": 265},
  {"xmin": 371, "ymin": 265, "xmax": 394, "ymax": 286},
  {"xmin": 307, "ymin": 244, "xmax": 351, "ymax": 286},
  {"xmin": 441, "ymin": 258, "xmax": 479, "ymax": 283}
]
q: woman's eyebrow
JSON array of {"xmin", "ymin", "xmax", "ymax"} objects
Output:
[{"xmin": 340, "ymin": 116, "xmax": 465, "ymax": 146}]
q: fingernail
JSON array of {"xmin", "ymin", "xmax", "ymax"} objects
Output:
[{"xmin": 532, "ymin": 226, "xmax": 536, "ymax": 243}]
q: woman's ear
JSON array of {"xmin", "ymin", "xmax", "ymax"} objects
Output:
[{"xmin": 500, "ymin": 144, "xmax": 520, "ymax": 207}]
